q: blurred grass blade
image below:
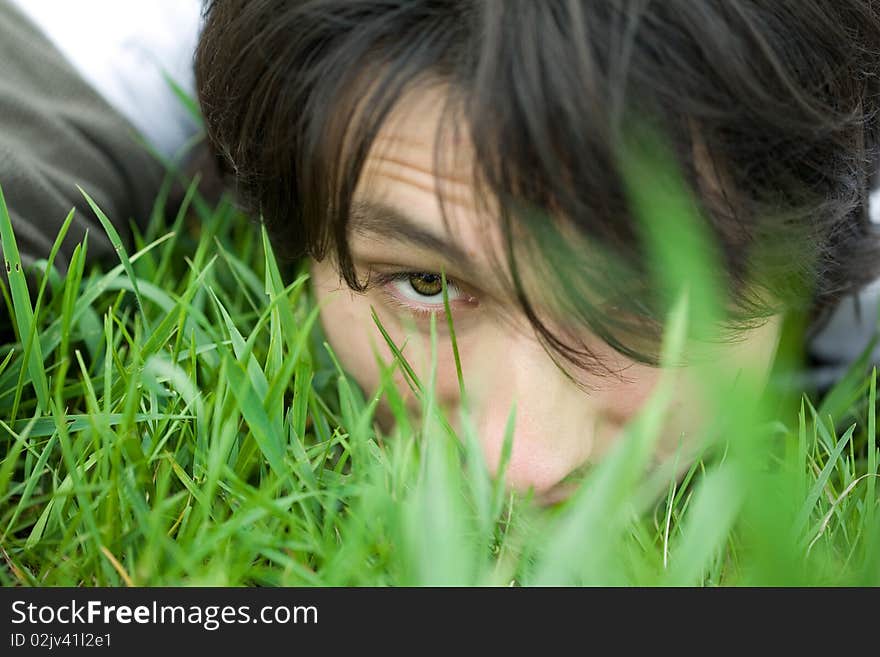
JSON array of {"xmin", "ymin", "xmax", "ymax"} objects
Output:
[{"xmin": 664, "ymin": 464, "xmax": 743, "ymax": 586}]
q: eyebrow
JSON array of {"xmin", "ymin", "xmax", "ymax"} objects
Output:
[{"xmin": 348, "ymin": 199, "xmax": 478, "ymax": 276}]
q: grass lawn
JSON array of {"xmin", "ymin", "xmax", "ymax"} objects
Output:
[{"xmin": 1, "ymin": 159, "xmax": 879, "ymax": 587}]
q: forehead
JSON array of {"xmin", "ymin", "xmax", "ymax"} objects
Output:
[{"xmin": 351, "ymin": 85, "xmax": 507, "ymax": 272}]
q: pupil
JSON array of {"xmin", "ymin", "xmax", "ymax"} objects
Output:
[{"xmin": 409, "ymin": 273, "xmax": 443, "ymax": 296}]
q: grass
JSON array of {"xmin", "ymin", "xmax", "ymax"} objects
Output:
[{"xmin": 0, "ymin": 153, "xmax": 879, "ymax": 587}]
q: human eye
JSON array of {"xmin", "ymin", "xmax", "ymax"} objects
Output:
[{"xmin": 372, "ymin": 271, "xmax": 478, "ymax": 317}]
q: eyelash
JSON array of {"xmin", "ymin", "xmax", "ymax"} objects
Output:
[{"xmin": 370, "ymin": 271, "xmax": 476, "ymax": 318}]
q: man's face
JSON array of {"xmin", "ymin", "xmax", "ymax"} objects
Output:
[{"xmin": 311, "ymin": 87, "xmax": 783, "ymax": 504}]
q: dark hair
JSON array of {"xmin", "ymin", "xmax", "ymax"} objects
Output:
[{"xmin": 195, "ymin": 0, "xmax": 880, "ymax": 373}]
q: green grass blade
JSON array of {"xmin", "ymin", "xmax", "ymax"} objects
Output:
[
  {"xmin": 0, "ymin": 183, "xmax": 49, "ymax": 412},
  {"xmin": 78, "ymin": 186, "xmax": 152, "ymax": 335}
]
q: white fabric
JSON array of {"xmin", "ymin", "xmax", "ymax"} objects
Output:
[
  {"xmin": 10, "ymin": 0, "xmax": 204, "ymax": 160},
  {"xmin": 870, "ymin": 189, "xmax": 880, "ymax": 225}
]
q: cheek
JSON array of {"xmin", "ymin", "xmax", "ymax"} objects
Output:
[
  {"xmin": 310, "ymin": 260, "xmax": 463, "ymax": 414},
  {"xmin": 311, "ymin": 261, "xmax": 384, "ymax": 396},
  {"xmin": 591, "ymin": 363, "xmax": 712, "ymax": 457}
]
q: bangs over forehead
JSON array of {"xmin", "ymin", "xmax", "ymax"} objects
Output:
[{"xmin": 196, "ymin": 0, "xmax": 880, "ymax": 371}]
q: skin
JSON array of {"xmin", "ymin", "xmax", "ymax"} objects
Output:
[{"xmin": 311, "ymin": 87, "xmax": 783, "ymax": 504}]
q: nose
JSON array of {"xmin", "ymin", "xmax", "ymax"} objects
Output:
[{"xmin": 458, "ymin": 330, "xmax": 597, "ymax": 498}]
